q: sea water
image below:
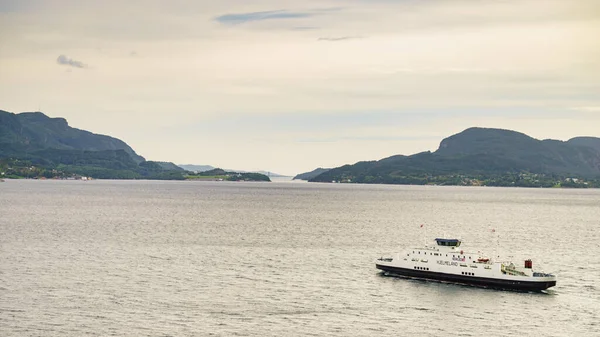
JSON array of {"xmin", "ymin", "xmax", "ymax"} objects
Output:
[{"xmin": 1, "ymin": 180, "xmax": 599, "ymax": 336}]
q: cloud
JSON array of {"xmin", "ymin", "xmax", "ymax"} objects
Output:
[
  {"xmin": 311, "ymin": 7, "xmax": 345, "ymax": 12},
  {"xmin": 215, "ymin": 10, "xmax": 312, "ymax": 25},
  {"xmin": 571, "ymin": 106, "xmax": 600, "ymax": 112},
  {"xmin": 296, "ymin": 135, "xmax": 439, "ymax": 143},
  {"xmin": 318, "ymin": 36, "xmax": 364, "ymax": 42},
  {"xmin": 56, "ymin": 54, "xmax": 87, "ymax": 68},
  {"xmin": 291, "ymin": 26, "xmax": 319, "ymax": 31}
]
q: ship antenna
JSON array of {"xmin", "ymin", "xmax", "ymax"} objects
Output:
[{"xmin": 492, "ymin": 228, "xmax": 500, "ymax": 260}]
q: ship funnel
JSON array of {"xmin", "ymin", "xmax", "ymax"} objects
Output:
[{"xmin": 524, "ymin": 259, "xmax": 532, "ymax": 269}]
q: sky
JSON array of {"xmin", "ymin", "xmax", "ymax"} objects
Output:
[{"xmin": 1, "ymin": 0, "xmax": 599, "ymax": 175}]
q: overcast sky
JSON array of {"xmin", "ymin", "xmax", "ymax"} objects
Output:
[{"xmin": 1, "ymin": 0, "xmax": 599, "ymax": 175}]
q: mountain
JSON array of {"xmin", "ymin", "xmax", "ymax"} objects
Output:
[
  {"xmin": 0, "ymin": 110, "xmax": 184, "ymax": 180},
  {"xmin": 179, "ymin": 164, "xmax": 288, "ymax": 177},
  {"xmin": 567, "ymin": 137, "xmax": 600, "ymax": 153},
  {"xmin": 153, "ymin": 161, "xmax": 184, "ymax": 171},
  {"xmin": 293, "ymin": 168, "xmax": 330, "ymax": 180},
  {"xmin": 0, "ymin": 110, "xmax": 144, "ymax": 163},
  {"xmin": 178, "ymin": 164, "xmax": 216, "ymax": 173},
  {"xmin": 230, "ymin": 169, "xmax": 288, "ymax": 177},
  {"xmin": 311, "ymin": 127, "xmax": 600, "ymax": 187},
  {"xmin": 434, "ymin": 128, "xmax": 600, "ymax": 177}
]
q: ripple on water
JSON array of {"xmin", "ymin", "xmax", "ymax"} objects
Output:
[{"xmin": 0, "ymin": 180, "xmax": 599, "ymax": 336}]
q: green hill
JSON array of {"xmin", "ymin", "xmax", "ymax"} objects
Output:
[
  {"xmin": 310, "ymin": 127, "xmax": 600, "ymax": 187},
  {"xmin": 186, "ymin": 168, "xmax": 270, "ymax": 182},
  {"xmin": 152, "ymin": 161, "xmax": 184, "ymax": 171},
  {"xmin": 293, "ymin": 168, "xmax": 330, "ymax": 180},
  {"xmin": 0, "ymin": 110, "xmax": 144, "ymax": 162},
  {"xmin": 0, "ymin": 109, "xmax": 185, "ymax": 180},
  {"xmin": 567, "ymin": 137, "xmax": 600, "ymax": 152}
]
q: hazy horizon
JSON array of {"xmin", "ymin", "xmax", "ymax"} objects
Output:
[{"xmin": 1, "ymin": 0, "xmax": 599, "ymax": 175}]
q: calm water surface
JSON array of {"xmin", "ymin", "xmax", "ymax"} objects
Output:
[{"xmin": 1, "ymin": 180, "xmax": 599, "ymax": 336}]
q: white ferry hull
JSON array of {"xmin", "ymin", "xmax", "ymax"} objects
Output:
[
  {"xmin": 376, "ymin": 238, "xmax": 557, "ymax": 292},
  {"xmin": 376, "ymin": 262, "xmax": 556, "ymax": 291}
]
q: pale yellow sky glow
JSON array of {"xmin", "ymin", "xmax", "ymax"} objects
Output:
[{"xmin": 1, "ymin": 0, "xmax": 599, "ymax": 175}]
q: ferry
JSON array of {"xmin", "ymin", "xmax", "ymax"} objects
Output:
[{"xmin": 375, "ymin": 238, "xmax": 556, "ymax": 291}]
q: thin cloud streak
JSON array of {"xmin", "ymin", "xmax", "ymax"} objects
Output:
[
  {"xmin": 215, "ymin": 10, "xmax": 312, "ymax": 24},
  {"xmin": 291, "ymin": 26, "xmax": 319, "ymax": 31},
  {"xmin": 571, "ymin": 106, "xmax": 600, "ymax": 112},
  {"xmin": 296, "ymin": 135, "xmax": 439, "ymax": 143},
  {"xmin": 318, "ymin": 36, "xmax": 364, "ymax": 41}
]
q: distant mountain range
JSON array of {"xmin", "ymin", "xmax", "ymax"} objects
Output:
[
  {"xmin": 305, "ymin": 127, "xmax": 600, "ymax": 187},
  {"xmin": 4, "ymin": 110, "xmax": 598, "ymax": 186},
  {"xmin": 178, "ymin": 164, "xmax": 216, "ymax": 173},
  {"xmin": 0, "ymin": 110, "xmax": 185, "ymax": 179},
  {"xmin": 179, "ymin": 164, "xmax": 289, "ymax": 177}
]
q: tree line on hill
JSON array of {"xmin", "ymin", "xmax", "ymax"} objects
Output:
[
  {"xmin": 296, "ymin": 128, "xmax": 600, "ymax": 188},
  {"xmin": 0, "ymin": 109, "xmax": 270, "ymax": 181},
  {"xmin": 0, "ymin": 110, "xmax": 185, "ymax": 180}
]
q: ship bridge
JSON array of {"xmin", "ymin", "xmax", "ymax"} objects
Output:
[{"xmin": 435, "ymin": 238, "xmax": 461, "ymax": 247}]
